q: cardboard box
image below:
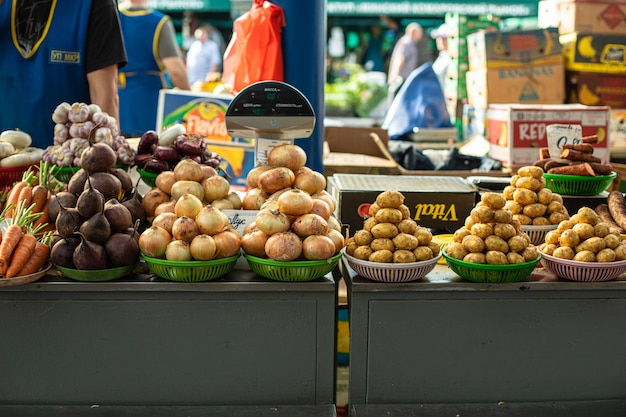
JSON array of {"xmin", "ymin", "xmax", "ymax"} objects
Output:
[
  {"xmin": 539, "ymin": 0, "xmax": 626, "ymax": 35},
  {"xmin": 157, "ymin": 90, "xmax": 256, "ymax": 188},
  {"xmin": 466, "ymin": 62, "xmax": 565, "ymax": 108},
  {"xmin": 561, "ymin": 32, "xmax": 626, "ymax": 73},
  {"xmin": 462, "ymin": 105, "xmax": 488, "ymax": 140},
  {"xmin": 486, "ymin": 104, "xmax": 611, "ymax": 168},
  {"xmin": 609, "ymin": 108, "xmax": 626, "ymax": 158},
  {"xmin": 566, "ymin": 70, "xmax": 626, "ymax": 107},
  {"xmin": 467, "ymin": 28, "xmax": 562, "ymax": 71},
  {"xmin": 326, "ymin": 174, "xmax": 478, "ymax": 234}
]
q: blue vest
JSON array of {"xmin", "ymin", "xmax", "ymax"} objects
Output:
[
  {"xmin": 118, "ymin": 8, "xmax": 169, "ymax": 137},
  {"xmin": 0, "ymin": 0, "xmax": 91, "ymax": 149}
]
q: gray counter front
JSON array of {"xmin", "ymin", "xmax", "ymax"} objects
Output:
[
  {"xmin": 0, "ymin": 267, "xmax": 337, "ymax": 408},
  {"xmin": 342, "ymin": 261, "xmax": 626, "ymax": 412}
]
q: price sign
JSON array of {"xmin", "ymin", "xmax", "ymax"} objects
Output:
[{"xmin": 546, "ymin": 124, "xmax": 583, "ymax": 163}]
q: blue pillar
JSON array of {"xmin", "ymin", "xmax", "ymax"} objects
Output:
[{"xmin": 274, "ymin": 0, "xmax": 326, "ymax": 173}]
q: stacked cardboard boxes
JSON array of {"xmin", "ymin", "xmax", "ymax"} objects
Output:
[{"xmin": 442, "ymin": 13, "xmax": 500, "ymax": 139}]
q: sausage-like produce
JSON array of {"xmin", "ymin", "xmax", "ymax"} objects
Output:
[
  {"xmin": 533, "ymin": 158, "xmax": 552, "ymax": 169},
  {"xmin": 548, "ymin": 163, "xmax": 595, "ymax": 176},
  {"xmin": 539, "ymin": 147, "xmax": 550, "ymax": 159},
  {"xmin": 559, "ymin": 149, "xmax": 601, "ymax": 163},
  {"xmin": 596, "ymin": 203, "xmax": 624, "ymax": 233},
  {"xmin": 608, "ymin": 190, "xmax": 626, "ymax": 231},
  {"xmin": 589, "ymin": 163, "xmax": 613, "ymax": 176},
  {"xmin": 544, "ymin": 159, "xmax": 567, "ymax": 171},
  {"xmin": 561, "ymin": 143, "xmax": 594, "ymax": 153},
  {"xmin": 582, "ymin": 135, "xmax": 599, "ymax": 144}
]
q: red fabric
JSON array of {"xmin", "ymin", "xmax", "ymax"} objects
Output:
[{"xmin": 223, "ymin": 0, "xmax": 285, "ymax": 93}]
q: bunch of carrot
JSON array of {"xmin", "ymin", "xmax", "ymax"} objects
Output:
[
  {"xmin": 4, "ymin": 162, "xmax": 54, "ymax": 234},
  {"xmin": 0, "ymin": 200, "xmax": 51, "ymax": 279}
]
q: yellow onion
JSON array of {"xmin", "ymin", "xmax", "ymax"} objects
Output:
[
  {"xmin": 243, "ymin": 221, "xmax": 258, "ymax": 235},
  {"xmin": 151, "ymin": 212, "xmax": 178, "ymax": 235},
  {"xmin": 294, "ymin": 168, "xmax": 326, "ymax": 195},
  {"xmin": 246, "ymin": 165, "xmax": 273, "ymax": 188},
  {"xmin": 255, "ymin": 209, "xmax": 291, "ymax": 235},
  {"xmin": 195, "ymin": 205, "xmax": 229, "ymax": 235},
  {"xmin": 241, "ymin": 187, "xmax": 268, "ymax": 210},
  {"xmin": 139, "ymin": 225, "xmax": 171, "ymax": 258},
  {"xmin": 190, "ymin": 234, "xmax": 217, "ymax": 260},
  {"xmin": 265, "ymin": 231, "xmax": 302, "ymax": 261},
  {"xmin": 171, "ymin": 216, "xmax": 200, "ymax": 242},
  {"xmin": 226, "ymin": 192, "xmax": 242, "ymax": 209},
  {"xmin": 291, "ymin": 213, "xmax": 329, "ymax": 238},
  {"xmin": 309, "ymin": 199, "xmax": 331, "ymax": 220},
  {"xmin": 258, "ymin": 166, "xmax": 295, "ymax": 194},
  {"xmin": 302, "ymin": 235, "xmax": 336, "ymax": 260},
  {"xmin": 174, "ymin": 193, "xmax": 204, "ymax": 218},
  {"xmin": 170, "ymin": 180, "xmax": 204, "ymax": 202},
  {"xmin": 154, "ymin": 200, "xmax": 176, "ymax": 217},
  {"xmin": 141, "ymin": 187, "xmax": 170, "ymax": 218},
  {"xmin": 312, "ymin": 190, "xmax": 336, "ymax": 213},
  {"xmin": 241, "ymin": 230, "xmax": 270, "ymax": 258},
  {"xmin": 326, "ymin": 229, "xmax": 346, "ymax": 253},
  {"xmin": 155, "ymin": 171, "xmax": 176, "ymax": 195},
  {"xmin": 277, "ymin": 189, "xmax": 313, "ymax": 216},
  {"xmin": 213, "ymin": 229, "xmax": 241, "ymax": 258},
  {"xmin": 267, "ymin": 144, "xmax": 307, "ymax": 172},
  {"xmin": 202, "ymin": 175, "xmax": 231, "ymax": 202},
  {"xmin": 327, "ymin": 215, "xmax": 342, "ymax": 232},
  {"xmin": 210, "ymin": 198, "xmax": 235, "ymax": 210},
  {"xmin": 165, "ymin": 239, "xmax": 192, "ymax": 261},
  {"xmin": 173, "ymin": 158, "xmax": 203, "ymax": 182},
  {"xmin": 200, "ymin": 165, "xmax": 218, "ymax": 180}
]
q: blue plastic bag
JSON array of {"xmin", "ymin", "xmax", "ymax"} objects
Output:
[{"xmin": 382, "ymin": 63, "xmax": 453, "ymax": 140}]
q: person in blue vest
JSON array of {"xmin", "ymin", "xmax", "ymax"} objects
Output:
[
  {"xmin": 118, "ymin": 0, "xmax": 190, "ymax": 137},
  {"xmin": 0, "ymin": 0, "xmax": 127, "ymax": 149}
]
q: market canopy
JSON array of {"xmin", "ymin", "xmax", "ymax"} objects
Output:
[
  {"xmin": 326, "ymin": 0, "xmax": 539, "ymax": 17},
  {"xmin": 147, "ymin": 0, "xmax": 230, "ymax": 12}
]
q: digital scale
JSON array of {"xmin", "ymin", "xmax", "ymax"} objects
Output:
[{"xmin": 225, "ymin": 80, "xmax": 315, "ymax": 166}]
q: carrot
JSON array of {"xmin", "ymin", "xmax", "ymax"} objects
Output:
[
  {"xmin": 32, "ymin": 198, "xmax": 49, "ymax": 230},
  {"xmin": 5, "ymin": 181, "xmax": 27, "ymax": 219},
  {"xmin": 16, "ymin": 240, "xmax": 50, "ymax": 277},
  {"xmin": 14, "ymin": 185, "xmax": 33, "ymax": 216},
  {"xmin": 5, "ymin": 233, "xmax": 37, "ymax": 278},
  {"xmin": 30, "ymin": 185, "xmax": 48, "ymax": 214},
  {"xmin": 0, "ymin": 224, "xmax": 23, "ymax": 276}
]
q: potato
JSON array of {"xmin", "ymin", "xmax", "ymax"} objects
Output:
[
  {"xmin": 413, "ymin": 246, "xmax": 434, "ymax": 261},
  {"xmin": 539, "ymin": 243, "xmax": 557, "ymax": 255},
  {"xmin": 577, "ymin": 207, "xmax": 600, "ymax": 225},
  {"xmin": 523, "ymin": 203, "xmax": 547, "ymax": 219},
  {"xmin": 517, "ymin": 165, "xmax": 544, "ymax": 179},
  {"xmin": 507, "ymin": 252, "xmax": 526, "ymax": 264},
  {"xmin": 493, "ymin": 208, "xmax": 513, "ymax": 224},
  {"xmin": 370, "ymin": 238, "xmax": 395, "ymax": 252},
  {"xmin": 494, "ymin": 223, "xmax": 517, "ymax": 240},
  {"xmin": 374, "ymin": 207, "xmax": 403, "ymax": 224},
  {"xmin": 521, "ymin": 245, "xmax": 539, "ymax": 261},
  {"xmin": 511, "ymin": 218, "xmax": 522, "ymax": 232},
  {"xmin": 486, "ymin": 250, "xmax": 508, "ymax": 265},
  {"xmin": 596, "ymin": 248, "xmax": 616, "ymax": 263},
  {"xmin": 398, "ymin": 204, "xmax": 411, "ymax": 220},
  {"xmin": 573, "ymin": 250, "xmax": 596, "ymax": 262},
  {"xmin": 445, "ymin": 242, "xmax": 468, "ymax": 260},
  {"xmin": 576, "ymin": 236, "xmax": 606, "ymax": 254},
  {"xmin": 481, "ymin": 192, "xmax": 506, "ymax": 209},
  {"xmin": 371, "ymin": 222, "xmax": 398, "ymax": 239},
  {"xmin": 547, "ymin": 201, "xmax": 568, "ymax": 215},
  {"xmin": 551, "ymin": 193, "xmax": 564, "ymax": 203},
  {"xmin": 515, "ymin": 176, "xmax": 542, "ymax": 191},
  {"xmin": 532, "ymin": 216, "xmax": 551, "ymax": 226},
  {"xmin": 462, "ymin": 235, "xmax": 485, "ymax": 253},
  {"xmin": 363, "ymin": 217, "xmax": 379, "ymax": 232},
  {"xmin": 544, "ymin": 230, "xmax": 561, "ymax": 245},
  {"xmin": 470, "ymin": 205, "xmax": 495, "ymax": 223},
  {"xmin": 376, "ymin": 190, "xmax": 404, "ymax": 208},
  {"xmin": 393, "ymin": 233, "xmax": 419, "ymax": 250},
  {"xmin": 604, "ymin": 233, "xmax": 621, "ymax": 249},
  {"xmin": 345, "ymin": 240, "xmax": 358, "ymax": 256},
  {"xmin": 368, "ymin": 203, "xmax": 381, "ymax": 218},
  {"xmin": 453, "ymin": 227, "xmax": 471, "ymax": 243},
  {"xmin": 353, "ymin": 245, "xmax": 373, "ymax": 260},
  {"xmin": 502, "ymin": 185, "xmax": 516, "ymax": 200},
  {"xmin": 549, "ymin": 212, "xmax": 569, "ymax": 225},
  {"xmin": 353, "ymin": 229, "xmax": 373, "ymax": 246},
  {"xmin": 572, "ymin": 223, "xmax": 595, "ymax": 241},
  {"xmin": 369, "ymin": 249, "xmax": 393, "ymax": 263},
  {"xmin": 614, "ymin": 244, "xmax": 626, "ymax": 260},
  {"xmin": 559, "ymin": 229, "xmax": 580, "ymax": 248},
  {"xmin": 508, "ymin": 235, "xmax": 529, "ymax": 252},
  {"xmin": 513, "ymin": 188, "xmax": 537, "ymax": 205},
  {"xmin": 512, "ymin": 214, "xmax": 532, "ymax": 225},
  {"xmin": 553, "ymin": 246, "xmax": 574, "ymax": 260},
  {"xmin": 470, "ymin": 222, "xmax": 493, "ymax": 239},
  {"xmin": 463, "ymin": 252, "xmax": 486, "ymax": 264},
  {"xmin": 557, "ymin": 219, "xmax": 576, "ymax": 233},
  {"xmin": 509, "ymin": 174, "xmax": 520, "ymax": 187},
  {"xmin": 505, "ymin": 200, "xmax": 523, "ymax": 215},
  {"xmin": 485, "ymin": 235, "xmax": 509, "ymax": 253},
  {"xmin": 594, "ymin": 222, "xmax": 611, "ymax": 238},
  {"xmin": 414, "ymin": 227, "xmax": 432, "ymax": 245},
  {"xmin": 536, "ymin": 188, "xmax": 553, "ymax": 205},
  {"xmin": 393, "ymin": 249, "xmax": 417, "ymax": 263},
  {"xmin": 427, "ymin": 240, "xmax": 441, "ymax": 256},
  {"xmin": 464, "ymin": 216, "xmax": 477, "ymax": 229},
  {"xmin": 396, "ymin": 218, "xmax": 417, "ymax": 234}
]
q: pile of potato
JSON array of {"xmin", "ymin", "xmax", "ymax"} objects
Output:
[
  {"xmin": 345, "ymin": 190, "xmax": 440, "ymax": 263},
  {"xmin": 502, "ymin": 165, "xmax": 569, "ymax": 226},
  {"xmin": 539, "ymin": 206, "xmax": 626, "ymax": 263},
  {"xmin": 444, "ymin": 192, "xmax": 539, "ymax": 265}
]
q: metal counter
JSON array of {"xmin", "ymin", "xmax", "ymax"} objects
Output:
[{"xmin": 0, "ymin": 266, "xmax": 337, "ymax": 407}]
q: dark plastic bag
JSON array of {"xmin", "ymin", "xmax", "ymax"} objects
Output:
[
  {"xmin": 382, "ymin": 63, "xmax": 453, "ymax": 141},
  {"xmin": 388, "ymin": 141, "xmax": 435, "ymax": 171}
]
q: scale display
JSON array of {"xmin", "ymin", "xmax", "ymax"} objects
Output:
[{"xmin": 225, "ymin": 81, "xmax": 315, "ymax": 140}]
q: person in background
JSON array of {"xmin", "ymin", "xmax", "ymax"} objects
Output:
[
  {"xmin": 360, "ymin": 25, "xmax": 386, "ymax": 72},
  {"xmin": 387, "ymin": 22, "xmax": 423, "ymax": 89},
  {"xmin": 186, "ymin": 25, "xmax": 223, "ymax": 85},
  {"xmin": 430, "ymin": 23, "xmax": 451, "ymax": 90},
  {"xmin": 118, "ymin": 0, "xmax": 190, "ymax": 137},
  {"xmin": 0, "ymin": 0, "xmax": 127, "ymax": 149}
]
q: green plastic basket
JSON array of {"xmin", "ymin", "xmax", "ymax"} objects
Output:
[
  {"xmin": 50, "ymin": 166, "xmax": 80, "ymax": 183},
  {"xmin": 137, "ymin": 168, "xmax": 159, "ymax": 187},
  {"xmin": 442, "ymin": 249, "xmax": 541, "ymax": 283},
  {"xmin": 141, "ymin": 254, "xmax": 239, "ymax": 282},
  {"xmin": 54, "ymin": 263, "xmax": 138, "ymax": 282},
  {"xmin": 543, "ymin": 171, "xmax": 616, "ymax": 196},
  {"xmin": 243, "ymin": 252, "xmax": 342, "ymax": 282}
]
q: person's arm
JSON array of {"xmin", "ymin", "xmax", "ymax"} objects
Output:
[
  {"xmin": 162, "ymin": 57, "xmax": 191, "ymax": 90},
  {"xmin": 87, "ymin": 65, "xmax": 120, "ymax": 123}
]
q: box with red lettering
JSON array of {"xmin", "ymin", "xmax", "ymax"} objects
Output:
[{"xmin": 486, "ymin": 104, "xmax": 611, "ymax": 168}]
